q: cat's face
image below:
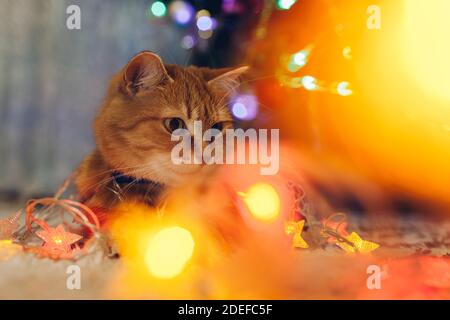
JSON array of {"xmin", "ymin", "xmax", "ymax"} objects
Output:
[{"xmin": 94, "ymin": 52, "xmax": 247, "ymax": 186}]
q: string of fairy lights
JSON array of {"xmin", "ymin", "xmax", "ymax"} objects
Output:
[
  {"xmin": 277, "ymin": 45, "xmax": 354, "ymax": 97},
  {"xmin": 0, "ymin": 178, "xmax": 379, "ymax": 271}
]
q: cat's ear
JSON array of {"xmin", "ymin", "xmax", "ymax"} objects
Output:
[
  {"xmin": 122, "ymin": 51, "xmax": 173, "ymax": 95},
  {"xmin": 207, "ymin": 66, "xmax": 249, "ymax": 94}
]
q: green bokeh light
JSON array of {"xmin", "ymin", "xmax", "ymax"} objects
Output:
[
  {"xmin": 277, "ymin": 0, "xmax": 297, "ymax": 10},
  {"xmin": 150, "ymin": 1, "xmax": 167, "ymax": 17}
]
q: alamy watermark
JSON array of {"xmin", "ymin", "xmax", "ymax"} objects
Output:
[
  {"xmin": 366, "ymin": 264, "xmax": 388, "ymax": 290},
  {"xmin": 66, "ymin": 5, "xmax": 81, "ymax": 30},
  {"xmin": 170, "ymin": 121, "xmax": 280, "ymax": 175},
  {"xmin": 66, "ymin": 264, "xmax": 81, "ymax": 290},
  {"xmin": 367, "ymin": 5, "xmax": 381, "ymax": 30}
]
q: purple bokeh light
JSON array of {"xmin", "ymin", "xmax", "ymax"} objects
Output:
[
  {"xmin": 170, "ymin": 1, "xmax": 194, "ymax": 25},
  {"xmin": 231, "ymin": 94, "xmax": 259, "ymax": 120}
]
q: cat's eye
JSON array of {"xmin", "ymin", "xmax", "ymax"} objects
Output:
[
  {"xmin": 164, "ymin": 117, "xmax": 186, "ymax": 133},
  {"xmin": 210, "ymin": 122, "xmax": 228, "ymax": 141},
  {"xmin": 211, "ymin": 122, "xmax": 224, "ymax": 132}
]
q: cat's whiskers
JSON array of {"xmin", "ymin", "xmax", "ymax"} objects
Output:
[{"xmin": 82, "ymin": 163, "xmax": 155, "ymax": 193}]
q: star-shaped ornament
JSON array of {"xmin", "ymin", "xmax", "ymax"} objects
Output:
[
  {"xmin": 336, "ymin": 232, "xmax": 379, "ymax": 254},
  {"xmin": 0, "ymin": 211, "xmax": 21, "ymax": 240},
  {"xmin": 285, "ymin": 220, "xmax": 309, "ymax": 249},
  {"xmin": 36, "ymin": 224, "xmax": 82, "ymax": 254}
]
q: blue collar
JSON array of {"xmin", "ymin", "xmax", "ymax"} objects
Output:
[
  {"xmin": 111, "ymin": 171, "xmax": 162, "ymax": 187},
  {"xmin": 110, "ymin": 171, "xmax": 164, "ymax": 207}
]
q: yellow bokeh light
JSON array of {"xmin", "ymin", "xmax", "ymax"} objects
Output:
[
  {"xmin": 403, "ymin": 0, "xmax": 450, "ymax": 101},
  {"xmin": 241, "ymin": 183, "xmax": 281, "ymax": 222},
  {"xmin": 0, "ymin": 240, "xmax": 22, "ymax": 261},
  {"xmin": 145, "ymin": 226, "xmax": 195, "ymax": 279}
]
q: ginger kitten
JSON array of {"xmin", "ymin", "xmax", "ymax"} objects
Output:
[{"xmin": 75, "ymin": 51, "xmax": 248, "ymax": 211}]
